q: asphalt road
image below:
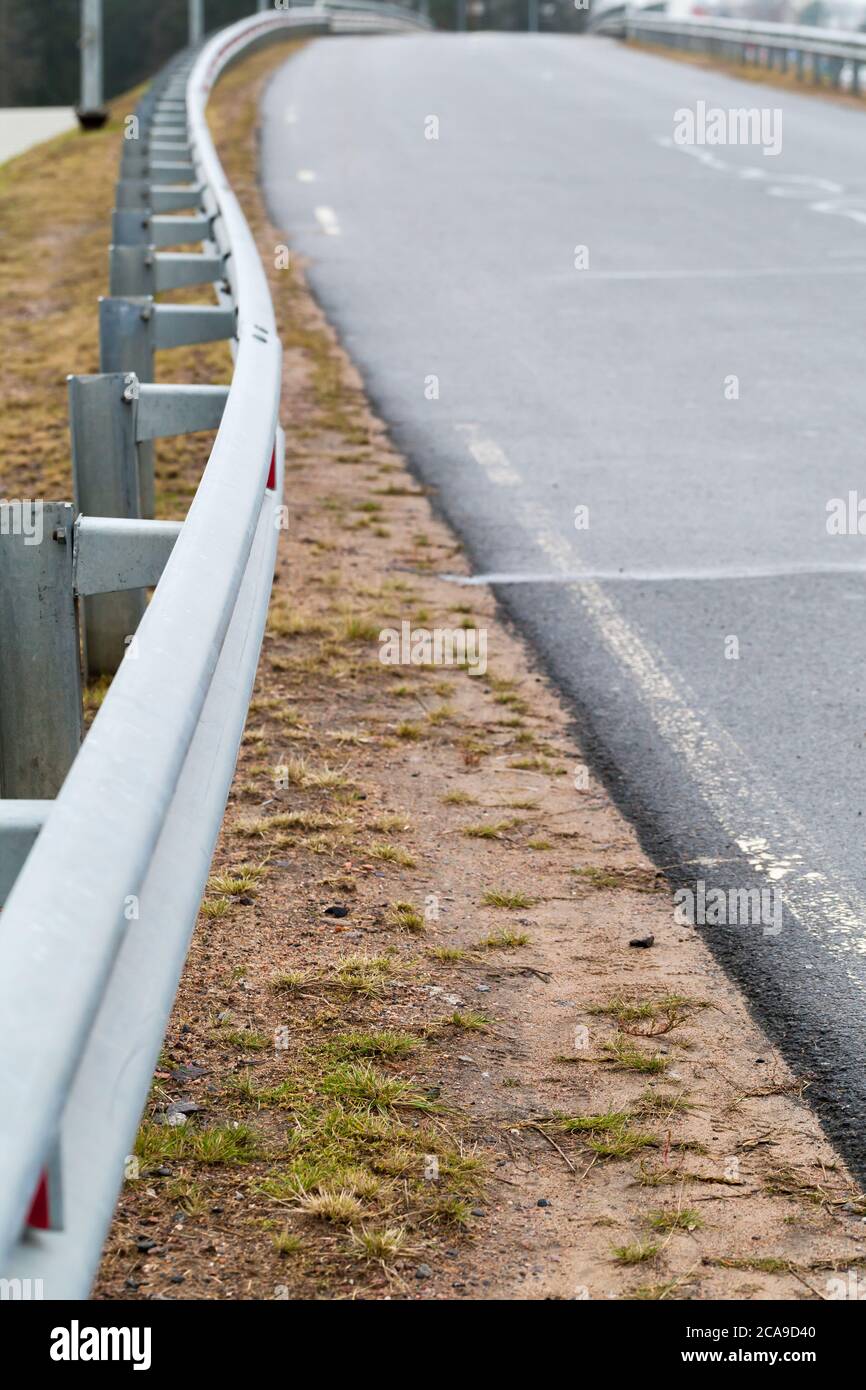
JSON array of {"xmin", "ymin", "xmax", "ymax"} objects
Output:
[
  {"xmin": 0, "ymin": 107, "xmax": 76, "ymax": 164},
  {"xmin": 262, "ymin": 33, "xmax": 866, "ymax": 1171}
]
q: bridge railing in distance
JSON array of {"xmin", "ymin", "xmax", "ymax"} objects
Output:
[
  {"xmin": 592, "ymin": 6, "xmax": 866, "ymax": 92},
  {"xmin": 0, "ymin": 3, "xmax": 430, "ymax": 1301}
]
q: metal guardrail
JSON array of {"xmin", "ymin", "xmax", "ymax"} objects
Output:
[
  {"xmin": 0, "ymin": 4, "xmax": 429, "ymax": 1300},
  {"xmin": 593, "ymin": 6, "xmax": 866, "ymax": 90},
  {"xmin": 588, "ymin": 2, "xmax": 629, "ymax": 34},
  {"xmin": 327, "ymin": 0, "xmax": 434, "ymax": 27}
]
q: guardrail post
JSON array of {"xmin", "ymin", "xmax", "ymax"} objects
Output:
[
  {"xmin": 99, "ymin": 296, "xmax": 155, "ymax": 386},
  {"xmin": 99, "ymin": 297, "xmax": 156, "ymax": 523},
  {"xmin": 109, "ymin": 244, "xmax": 157, "ymax": 296},
  {"xmin": 69, "ymin": 374, "xmax": 146, "ymax": 677},
  {"xmin": 0, "ymin": 504, "xmax": 82, "ymax": 799}
]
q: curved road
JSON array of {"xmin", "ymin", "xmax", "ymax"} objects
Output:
[{"xmin": 262, "ymin": 32, "xmax": 866, "ymax": 1172}]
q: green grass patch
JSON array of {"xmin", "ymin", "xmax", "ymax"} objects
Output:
[{"xmin": 481, "ymin": 889, "xmax": 533, "ymax": 909}]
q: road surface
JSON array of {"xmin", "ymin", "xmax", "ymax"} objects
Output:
[
  {"xmin": 0, "ymin": 108, "xmax": 77, "ymax": 164},
  {"xmin": 262, "ymin": 33, "xmax": 866, "ymax": 1171}
]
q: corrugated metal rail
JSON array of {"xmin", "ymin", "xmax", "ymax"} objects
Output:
[{"xmin": 594, "ymin": 5, "xmax": 866, "ymax": 90}]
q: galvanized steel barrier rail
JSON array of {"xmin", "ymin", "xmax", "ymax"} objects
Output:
[
  {"xmin": 593, "ymin": 6, "xmax": 866, "ymax": 92},
  {"xmin": 0, "ymin": 4, "xmax": 429, "ymax": 1300}
]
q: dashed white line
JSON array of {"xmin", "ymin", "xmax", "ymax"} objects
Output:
[
  {"xmin": 456, "ymin": 424, "xmax": 520, "ymax": 487},
  {"xmin": 314, "ymin": 206, "xmax": 341, "ymax": 236}
]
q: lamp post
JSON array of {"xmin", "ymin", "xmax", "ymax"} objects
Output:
[
  {"xmin": 77, "ymin": 0, "xmax": 107, "ymax": 130},
  {"xmin": 189, "ymin": 0, "xmax": 205, "ymax": 45}
]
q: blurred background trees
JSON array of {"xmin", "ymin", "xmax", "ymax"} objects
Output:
[
  {"xmin": 0, "ymin": 0, "xmax": 589, "ymax": 107},
  {"xmin": 0, "ymin": 0, "xmax": 271, "ymax": 105}
]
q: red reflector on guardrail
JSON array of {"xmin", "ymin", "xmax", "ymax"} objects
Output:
[
  {"xmin": 25, "ymin": 1145, "xmax": 62, "ymax": 1231},
  {"xmin": 26, "ymin": 1171, "xmax": 50, "ymax": 1230}
]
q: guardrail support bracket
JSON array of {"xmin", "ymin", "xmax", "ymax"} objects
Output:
[
  {"xmin": 115, "ymin": 179, "xmax": 203, "ymax": 213},
  {"xmin": 74, "ymin": 517, "xmax": 183, "ymax": 597},
  {"xmin": 111, "ymin": 210, "xmax": 211, "ymax": 248},
  {"xmin": 137, "ymin": 383, "xmax": 230, "ymax": 440},
  {"xmin": 110, "ymin": 245, "xmax": 223, "ymax": 296},
  {"xmin": 100, "ymin": 296, "xmax": 236, "ymax": 368}
]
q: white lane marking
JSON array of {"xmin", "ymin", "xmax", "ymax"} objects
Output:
[
  {"xmin": 656, "ymin": 134, "xmax": 866, "ymax": 233},
  {"xmin": 656, "ymin": 136, "xmax": 844, "ymax": 196},
  {"xmin": 296, "ymin": 169, "xmax": 317, "ymax": 182},
  {"xmin": 812, "ymin": 199, "xmax": 866, "ymax": 228},
  {"xmin": 455, "ymin": 426, "xmax": 866, "ymax": 963},
  {"xmin": 575, "ymin": 266, "xmax": 866, "ymax": 281},
  {"xmin": 568, "ymin": 571, "xmax": 866, "ymax": 951},
  {"xmin": 456, "ymin": 423, "xmax": 520, "ymax": 487},
  {"xmin": 314, "ymin": 206, "xmax": 341, "ymax": 236},
  {"xmin": 442, "ymin": 560, "xmax": 866, "ymax": 585}
]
